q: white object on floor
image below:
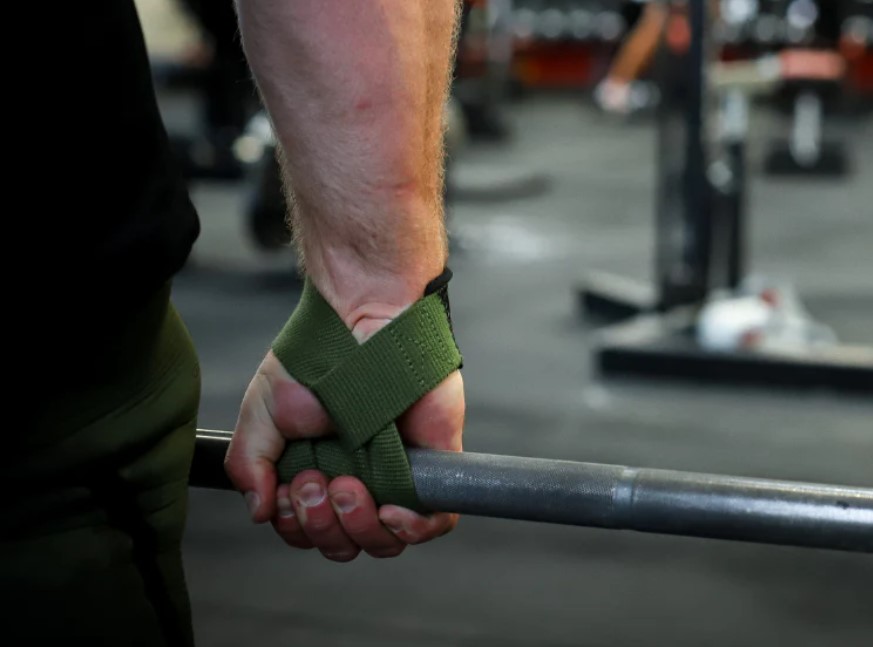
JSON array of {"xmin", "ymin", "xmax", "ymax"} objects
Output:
[{"xmin": 697, "ymin": 279, "xmax": 838, "ymax": 353}]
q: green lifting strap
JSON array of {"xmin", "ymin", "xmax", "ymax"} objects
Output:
[{"xmin": 271, "ymin": 274, "xmax": 462, "ymax": 511}]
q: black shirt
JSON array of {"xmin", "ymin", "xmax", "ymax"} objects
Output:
[{"xmin": 24, "ymin": 1, "xmax": 199, "ymax": 322}]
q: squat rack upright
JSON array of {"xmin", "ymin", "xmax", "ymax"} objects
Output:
[{"xmin": 577, "ymin": 0, "xmax": 873, "ymax": 393}]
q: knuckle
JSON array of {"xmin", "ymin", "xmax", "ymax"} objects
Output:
[
  {"xmin": 305, "ymin": 515, "xmax": 335, "ymax": 534},
  {"xmin": 222, "ymin": 456, "xmax": 243, "ymax": 487},
  {"xmin": 339, "ymin": 515, "xmax": 373, "ymax": 536}
]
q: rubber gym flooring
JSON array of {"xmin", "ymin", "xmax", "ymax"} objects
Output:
[{"xmin": 170, "ymin": 97, "xmax": 872, "ymax": 646}]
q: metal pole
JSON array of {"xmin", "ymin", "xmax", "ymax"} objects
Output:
[
  {"xmin": 652, "ymin": 0, "xmax": 713, "ymax": 310},
  {"xmin": 715, "ymin": 89, "xmax": 749, "ymax": 290},
  {"xmin": 193, "ymin": 430, "xmax": 873, "ymax": 553},
  {"xmin": 685, "ymin": 0, "xmax": 713, "ymax": 301}
]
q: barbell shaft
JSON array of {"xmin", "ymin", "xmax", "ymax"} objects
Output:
[{"xmin": 193, "ymin": 429, "xmax": 873, "ymax": 553}]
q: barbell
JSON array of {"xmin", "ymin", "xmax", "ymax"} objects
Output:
[{"xmin": 193, "ymin": 429, "xmax": 873, "ymax": 553}]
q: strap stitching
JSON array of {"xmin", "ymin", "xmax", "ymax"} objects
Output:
[
  {"xmin": 390, "ymin": 325, "xmax": 425, "ymax": 389},
  {"xmin": 274, "ymin": 280, "xmax": 460, "ymax": 509}
]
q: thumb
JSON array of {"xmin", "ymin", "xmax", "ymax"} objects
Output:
[
  {"xmin": 225, "ymin": 353, "xmax": 332, "ymax": 523},
  {"xmin": 223, "ymin": 451, "xmax": 277, "ymax": 524}
]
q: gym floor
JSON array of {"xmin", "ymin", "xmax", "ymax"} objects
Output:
[{"xmin": 166, "ymin": 91, "xmax": 872, "ymax": 646}]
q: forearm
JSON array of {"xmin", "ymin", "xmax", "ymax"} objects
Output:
[{"xmin": 236, "ymin": 0, "xmax": 460, "ymax": 328}]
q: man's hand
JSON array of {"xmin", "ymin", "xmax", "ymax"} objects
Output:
[
  {"xmin": 230, "ymin": 0, "xmax": 462, "ymax": 561},
  {"xmin": 225, "ymin": 344, "xmax": 464, "ymax": 562}
]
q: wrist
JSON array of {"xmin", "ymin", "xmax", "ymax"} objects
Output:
[
  {"xmin": 304, "ymin": 248, "xmax": 446, "ymax": 337},
  {"xmin": 347, "ymin": 310, "xmax": 402, "ymax": 344}
]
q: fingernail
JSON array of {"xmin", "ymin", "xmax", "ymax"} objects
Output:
[
  {"xmin": 384, "ymin": 523, "xmax": 406, "ymax": 536},
  {"xmin": 277, "ymin": 497, "xmax": 295, "ymax": 519},
  {"xmin": 244, "ymin": 491, "xmax": 260, "ymax": 520},
  {"xmin": 330, "ymin": 491, "xmax": 357, "ymax": 514},
  {"xmin": 296, "ymin": 482, "xmax": 326, "ymax": 508},
  {"xmin": 380, "ymin": 511, "xmax": 406, "ymax": 535}
]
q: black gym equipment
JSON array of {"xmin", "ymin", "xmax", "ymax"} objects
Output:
[
  {"xmin": 446, "ymin": 2, "xmax": 552, "ymax": 206},
  {"xmin": 763, "ymin": 1, "xmax": 851, "ymax": 176},
  {"xmin": 160, "ymin": 0, "xmax": 257, "ymax": 182},
  {"xmin": 246, "ymin": 143, "xmax": 292, "ymax": 251},
  {"xmin": 192, "ymin": 429, "xmax": 873, "ymax": 553},
  {"xmin": 577, "ymin": 0, "xmax": 873, "ymax": 393},
  {"xmin": 170, "ymin": 131, "xmax": 247, "ymax": 182},
  {"xmin": 455, "ymin": 0, "xmax": 514, "ymax": 142},
  {"xmin": 763, "ymin": 88, "xmax": 851, "ymax": 177}
]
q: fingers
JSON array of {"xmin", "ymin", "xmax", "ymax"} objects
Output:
[
  {"xmin": 327, "ymin": 477, "xmax": 406, "ymax": 559},
  {"xmin": 273, "ymin": 473, "xmax": 408, "ymax": 561},
  {"xmin": 271, "ymin": 483, "xmax": 313, "ymax": 550},
  {"xmin": 272, "ymin": 473, "xmax": 459, "ymax": 558},
  {"xmin": 379, "ymin": 505, "xmax": 460, "ymax": 545},
  {"xmin": 288, "ymin": 471, "xmax": 361, "ymax": 562}
]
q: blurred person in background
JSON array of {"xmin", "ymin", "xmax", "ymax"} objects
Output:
[
  {"xmin": 594, "ymin": 1, "xmax": 845, "ymax": 116},
  {"xmin": 6, "ymin": 1, "xmax": 464, "ymax": 645},
  {"xmin": 594, "ymin": 0, "xmax": 669, "ymax": 115}
]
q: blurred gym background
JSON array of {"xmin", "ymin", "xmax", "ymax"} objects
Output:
[{"xmin": 137, "ymin": 1, "xmax": 871, "ymax": 645}]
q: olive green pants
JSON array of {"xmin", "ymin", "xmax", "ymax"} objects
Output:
[{"xmin": 2, "ymin": 285, "xmax": 201, "ymax": 647}]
